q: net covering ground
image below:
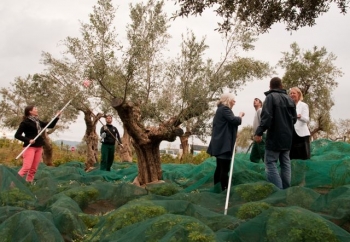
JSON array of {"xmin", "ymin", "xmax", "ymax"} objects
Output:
[{"xmin": 1, "ymin": 139, "xmax": 350, "ymax": 241}]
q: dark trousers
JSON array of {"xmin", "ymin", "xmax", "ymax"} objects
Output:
[
  {"xmin": 100, "ymin": 144, "xmax": 115, "ymax": 171},
  {"xmin": 250, "ymin": 133, "xmax": 266, "ymax": 163},
  {"xmin": 214, "ymin": 158, "xmax": 231, "ymax": 191},
  {"xmin": 290, "ymin": 130, "xmax": 310, "ymax": 160}
]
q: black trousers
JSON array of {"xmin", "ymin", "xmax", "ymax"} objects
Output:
[
  {"xmin": 214, "ymin": 158, "xmax": 231, "ymax": 191},
  {"xmin": 290, "ymin": 129, "xmax": 310, "ymax": 160}
]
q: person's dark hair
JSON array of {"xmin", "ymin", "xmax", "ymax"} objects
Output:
[
  {"xmin": 270, "ymin": 77, "xmax": 282, "ymax": 89},
  {"xmin": 254, "ymin": 98, "xmax": 262, "ymax": 105},
  {"xmin": 23, "ymin": 105, "xmax": 35, "ymax": 120}
]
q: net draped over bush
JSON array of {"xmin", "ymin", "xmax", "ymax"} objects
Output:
[{"xmin": 1, "ymin": 139, "xmax": 350, "ymax": 241}]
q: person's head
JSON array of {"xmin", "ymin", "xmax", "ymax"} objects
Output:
[
  {"xmin": 105, "ymin": 114, "xmax": 113, "ymax": 124},
  {"xmin": 289, "ymin": 87, "xmax": 303, "ymax": 103},
  {"xmin": 218, "ymin": 93, "xmax": 236, "ymax": 109},
  {"xmin": 253, "ymin": 98, "xmax": 262, "ymax": 109},
  {"xmin": 270, "ymin": 77, "xmax": 282, "ymax": 89},
  {"xmin": 24, "ymin": 105, "xmax": 38, "ymax": 117}
]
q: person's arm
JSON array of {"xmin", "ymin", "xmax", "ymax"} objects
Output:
[
  {"xmin": 40, "ymin": 117, "xmax": 60, "ymax": 129},
  {"xmin": 115, "ymin": 127, "xmax": 122, "ymax": 144},
  {"xmin": 255, "ymin": 96, "xmax": 272, "ymax": 136},
  {"xmin": 298, "ymin": 102, "xmax": 310, "ymax": 123},
  {"xmin": 222, "ymin": 106, "xmax": 242, "ymax": 125},
  {"xmin": 100, "ymin": 126, "xmax": 107, "ymax": 141},
  {"xmin": 257, "ymin": 108, "xmax": 262, "ymax": 124},
  {"xmin": 14, "ymin": 122, "xmax": 30, "ymax": 143}
]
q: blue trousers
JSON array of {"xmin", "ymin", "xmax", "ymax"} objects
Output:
[{"xmin": 265, "ymin": 149, "xmax": 291, "ymax": 189}]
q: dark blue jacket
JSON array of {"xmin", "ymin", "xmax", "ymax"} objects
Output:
[
  {"xmin": 255, "ymin": 89, "xmax": 297, "ymax": 151},
  {"xmin": 207, "ymin": 104, "xmax": 242, "ymax": 158}
]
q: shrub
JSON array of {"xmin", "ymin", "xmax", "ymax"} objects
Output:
[
  {"xmin": 237, "ymin": 202, "xmax": 271, "ymax": 220},
  {"xmin": 105, "ymin": 201, "xmax": 167, "ymax": 232},
  {"xmin": 234, "ymin": 182, "xmax": 275, "ymax": 202},
  {"xmin": 146, "ymin": 183, "xmax": 181, "ymax": 196},
  {"xmin": 63, "ymin": 186, "xmax": 99, "ymax": 209}
]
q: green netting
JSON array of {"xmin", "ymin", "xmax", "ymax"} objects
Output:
[{"xmin": 1, "ymin": 139, "xmax": 350, "ymax": 241}]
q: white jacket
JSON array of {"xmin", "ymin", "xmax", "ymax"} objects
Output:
[{"xmin": 294, "ymin": 101, "xmax": 310, "ymax": 137}]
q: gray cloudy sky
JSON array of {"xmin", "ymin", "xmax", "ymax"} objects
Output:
[{"xmin": 1, "ymin": 0, "xmax": 349, "ymax": 146}]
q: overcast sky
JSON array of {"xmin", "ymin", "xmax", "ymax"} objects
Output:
[{"xmin": 1, "ymin": 0, "xmax": 349, "ymax": 147}]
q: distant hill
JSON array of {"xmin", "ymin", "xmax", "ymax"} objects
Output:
[{"xmin": 54, "ymin": 140, "xmax": 81, "ymax": 148}]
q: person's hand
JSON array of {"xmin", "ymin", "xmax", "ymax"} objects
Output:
[
  {"xmin": 29, "ymin": 139, "xmax": 35, "ymax": 144},
  {"xmin": 103, "ymin": 125, "xmax": 107, "ymax": 131},
  {"xmin": 239, "ymin": 112, "xmax": 245, "ymax": 118},
  {"xmin": 297, "ymin": 114, "xmax": 301, "ymax": 119},
  {"xmin": 100, "ymin": 132, "xmax": 106, "ymax": 142},
  {"xmin": 56, "ymin": 111, "xmax": 62, "ymax": 117},
  {"xmin": 254, "ymin": 135, "xmax": 262, "ymax": 143}
]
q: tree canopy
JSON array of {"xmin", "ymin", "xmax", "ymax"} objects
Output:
[
  {"xmin": 73, "ymin": 0, "xmax": 272, "ymax": 184},
  {"xmin": 171, "ymin": 0, "xmax": 349, "ymax": 32},
  {"xmin": 278, "ymin": 42, "xmax": 343, "ymax": 138},
  {"xmin": 0, "ymin": 74, "xmax": 78, "ymax": 132}
]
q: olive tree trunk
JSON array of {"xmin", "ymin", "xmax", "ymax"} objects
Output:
[
  {"xmin": 119, "ymin": 125, "xmax": 133, "ymax": 162},
  {"xmin": 112, "ymin": 98, "xmax": 184, "ymax": 185},
  {"xmin": 83, "ymin": 110, "xmax": 103, "ymax": 171},
  {"xmin": 42, "ymin": 131, "xmax": 54, "ymax": 166},
  {"xmin": 179, "ymin": 133, "xmax": 190, "ymax": 158}
]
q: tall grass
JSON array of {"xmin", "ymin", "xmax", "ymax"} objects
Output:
[
  {"xmin": 0, "ymin": 137, "xmax": 209, "ymax": 168},
  {"xmin": 0, "ymin": 137, "xmax": 87, "ymax": 167}
]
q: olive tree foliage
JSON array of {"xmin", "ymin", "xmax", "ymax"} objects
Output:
[
  {"xmin": 166, "ymin": 29, "xmax": 273, "ymax": 156},
  {"xmin": 0, "ymin": 74, "xmax": 78, "ymax": 165},
  {"xmin": 171, "ymin": 0, "xmax": 349, "ymax": 33},
  {"xmin": 236, "ymin": 125, "xmax": 254, "ymax": 151},
  {"xmin": 278, "ymin": 42, "xmax": 343, "ymax": 139},
  {"xmin": 42, "ymin": 0, "xmax": 271, "ymax": 184},
  {"xmin": 40, "ymin": 0, "xmax": 118, "ymax": 170},
  {"xmin": 107, "ymin": 0, "xmax": 272, "ymax": 184}
]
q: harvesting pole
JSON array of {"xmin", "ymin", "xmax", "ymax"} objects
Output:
[
  {"xmin": 224, "ymin": 143, "xmax": 237, "ymax": 215},
  {"xmin": 15, "ymin": 79, "xmax": 92, "ymax": 159}
]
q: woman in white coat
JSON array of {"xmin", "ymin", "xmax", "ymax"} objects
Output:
[{"xmin": 289, "ymin": 87, "xmax": 311, "ymax": 160}]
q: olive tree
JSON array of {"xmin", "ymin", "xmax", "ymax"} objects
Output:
[
  {"xmin": 40, "ymin": 0, "xmax": 271, "ymax": 184},
  {"xmin": 171, "ymin": 0, "xmax": 349, "ymax": 32},
  {"xmin": 278, "ymin": 42, "xmax": 343, "ymax": 139},
  {"xmin": 104, "ymin": 0, "xmax": 271, "ymax": 185},
  {"xmin": 40, "ymin": 0, "xmax": 137, "ymax": 170},
  {"xmin": 0, "ymin": 74, "xmax": 78, "ymax": 165}
]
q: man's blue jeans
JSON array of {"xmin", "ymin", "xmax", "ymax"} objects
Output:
[{"xmin": 265, "ymin": 149, "xmax": 291, "ymax": 189}]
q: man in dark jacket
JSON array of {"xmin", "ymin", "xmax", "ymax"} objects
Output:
[
  {"xmin": 100, "ymin": 115, "xmax": 122, "ymax": 171},
  {"xmin": 254, "ymin": 77, "xmax": 297, "ymax": 189}
]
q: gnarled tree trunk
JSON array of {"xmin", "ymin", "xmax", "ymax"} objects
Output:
[
  {"xmin": 119, "ymin": 125, "xmax": 133, "ymax": 162},
  {"xmin": 133, "ymin": 141, "xmax": 162, "ymax": 185},
  {"xmin": 83, "ymin": 110, "xmax": 103, "ymax": 171},
  {"xmin": 42, "ymin": 131, "xmax": 53, "ymax": 166},
  {"xmin": 179, "ymin": 131, "xmax": 191, "ymax": 158},
  {"xmin": 112, "ymin": 98, "xmax": 183, "ymax": 185}
]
